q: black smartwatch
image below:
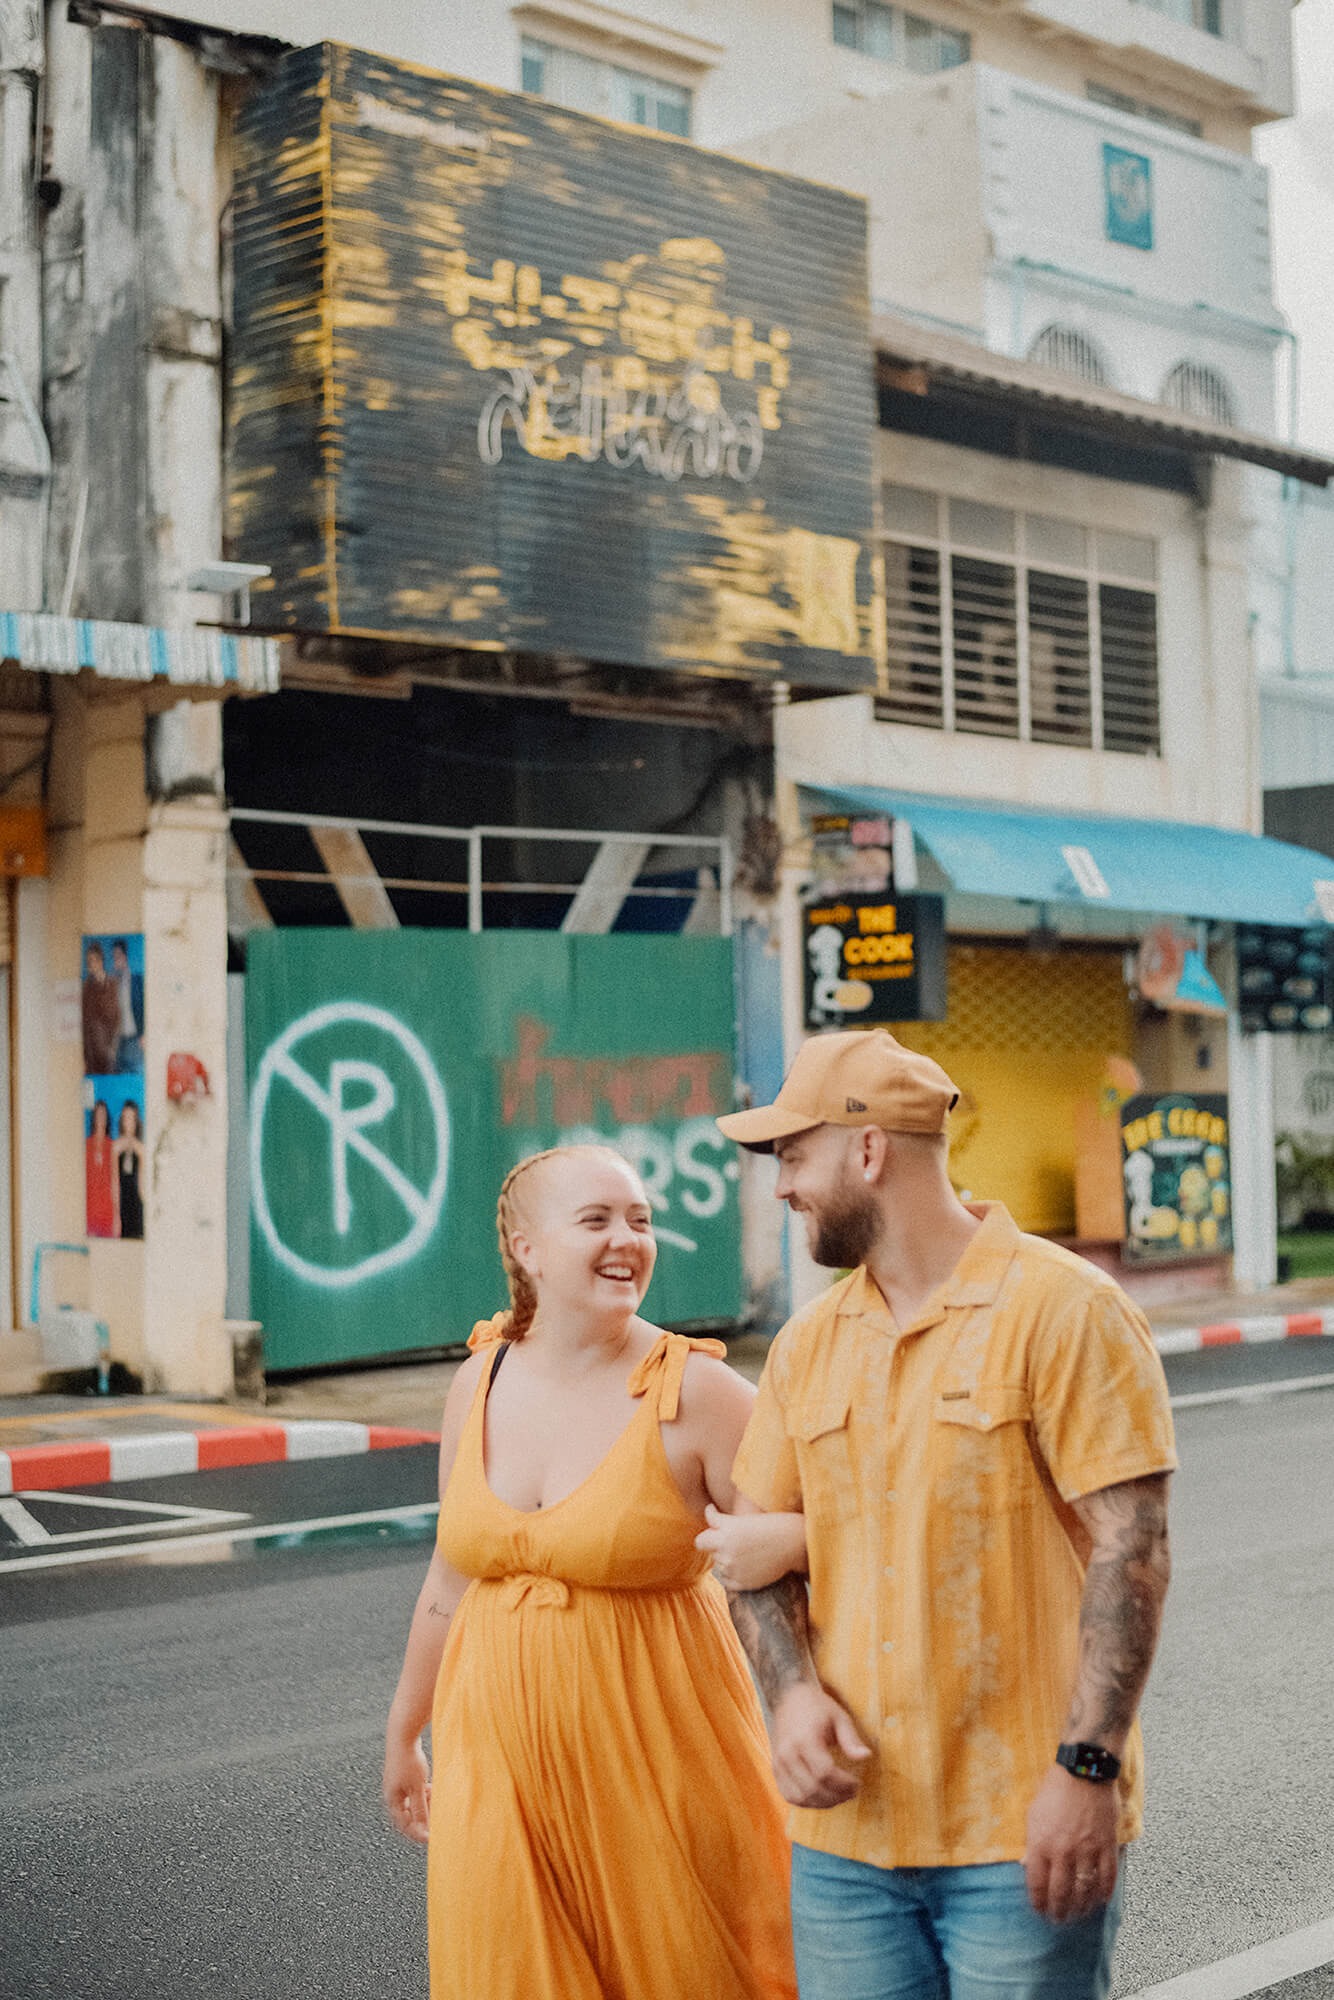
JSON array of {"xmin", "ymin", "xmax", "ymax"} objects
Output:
[{"xmin": 1056, "ymin": 1741, "xmax": 1121, "ymax": 1784}]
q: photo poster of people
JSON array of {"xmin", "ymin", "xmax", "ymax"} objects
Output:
[{"xmin": 81, "ymin": 933, "xmax": 146, "ymax": 1240}]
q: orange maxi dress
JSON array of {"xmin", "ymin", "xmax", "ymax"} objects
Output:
[{"xmin": 427, "ymin": 1328, "xmax": 797, "ymax": 2000}]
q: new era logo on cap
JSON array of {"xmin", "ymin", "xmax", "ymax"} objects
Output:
[{"xmin": 846, "ymin": 1098, "xmax": 868, "ymax": 1113}]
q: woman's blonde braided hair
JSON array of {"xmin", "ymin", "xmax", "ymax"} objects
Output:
[{"xmin": 495, "ymin": 1144, "xmax": 641, "ymax": 1342}]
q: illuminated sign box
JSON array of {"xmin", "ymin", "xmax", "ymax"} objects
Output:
[
  {"xmin": 803, "ymin": 893, "xmax": 946, "ymax": 1029},
  {"xmin": 227, "ymin": 44, "xmax": 877, "ymax": 689}
]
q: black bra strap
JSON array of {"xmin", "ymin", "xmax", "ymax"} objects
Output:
[{"xmin": 489, "ymin": 1338, "xmax": 512, "ymax": 1383}]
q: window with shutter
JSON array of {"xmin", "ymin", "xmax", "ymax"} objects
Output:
[{"xmin": 875, "ymin": 487, "xmax": 1159, "ymax": 756}]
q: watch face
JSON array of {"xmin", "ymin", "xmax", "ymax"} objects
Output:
[{"xmin": 1060, "ymin": 1742, "xmax": 1119, "ymax": 1782}]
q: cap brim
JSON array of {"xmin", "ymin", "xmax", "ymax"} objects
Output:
[{"xmin": 714, "ymin": 1105, "xmax": 823, "ymax": 1153}]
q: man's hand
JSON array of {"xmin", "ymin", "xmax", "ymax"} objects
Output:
[
  {"xmin": 1023, "ymin": 1765, "xmax": 1118, "ymax": 1923},
  {"xmin": 770, "ymin": 1681, "xmax": 871, "ymax": 1809}
]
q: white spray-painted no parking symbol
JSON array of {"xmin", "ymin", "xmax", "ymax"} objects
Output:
[{"xmin": 250, "ymin": 1002, "xmax": 450, "ymax": 1289}]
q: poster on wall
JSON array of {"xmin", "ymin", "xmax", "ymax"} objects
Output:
[
  {"xmin": 803, "ymin": 893, "xmax": 946, "ymax": 1030},
  {"xmin": 81, "ymin": 933, "xmax": 146, "ymax": 1239},
  {"xmin": 1120, "ymin": 1092, "xmax": 1231, "ymax": 1263}
]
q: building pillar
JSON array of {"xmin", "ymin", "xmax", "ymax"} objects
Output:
[
  {"xmin": 1227, "ymin": 1009, "xmax": 1278, "ymax": 1290},
  {"xmin": 776, "ymin": 772, "xmax": 828, "ymax": 1314},
  {"xmin": 142, "ymin": 734, "xmax": 230, "ymax": 1394}
]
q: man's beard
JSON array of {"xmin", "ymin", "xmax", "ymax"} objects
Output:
[{"xmin": 807, "ymin": 1183, "xmax": 881, "ymax": 1269}]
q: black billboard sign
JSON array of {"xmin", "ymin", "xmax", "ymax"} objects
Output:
[
  {"xmin": 803, "ymin": 893, "xmax": 946, "ymax": 1030},
  {"xmin": 228, "ymin": 44, "xmax": 877, "ymax": 689},
  {"xmin": 1236, "ymin": 925, "xmax": 1333, "ymax": 1034}
]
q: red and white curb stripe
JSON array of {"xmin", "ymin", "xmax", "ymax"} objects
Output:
[
  {"xmin": 0, "ymin": 1421, "xmax": 439, "ymax": 1496},
  {"xmin": 1153, "ymin": 1308, "xmax": 1334, "ymax": 1357}
]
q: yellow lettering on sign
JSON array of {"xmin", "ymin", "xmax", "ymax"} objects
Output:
[
  {"xmin": 857, "ymin": 904, "xmax": 898, "ymax": 934},
  {"xmin": 843, "ymin": 933, "xmax": 914, "ymax": 966}
]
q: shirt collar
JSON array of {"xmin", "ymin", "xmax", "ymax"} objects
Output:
[{"xmin": 835, "ymin": 1201, "xmax": 1022, "ymax": 1332}]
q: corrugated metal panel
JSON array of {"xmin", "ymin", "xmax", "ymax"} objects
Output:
[{"xmin": 228, "ymin": 43, "xmax": 878, "ymax": 689}]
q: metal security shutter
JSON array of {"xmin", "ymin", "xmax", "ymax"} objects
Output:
[
  {"xmin": 895, "ymin": 942, "xmax": 1134, "ymax": 1235},
  {"xmin": 1099, "ymin": 584, "xmax": 1160, "ymax": 755}
]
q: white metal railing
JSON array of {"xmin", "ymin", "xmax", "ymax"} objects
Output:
[{"xmin": 227, "ymin": 808, "xmax": 733, "ymax": 936}]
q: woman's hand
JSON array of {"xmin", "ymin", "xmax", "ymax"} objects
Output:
[
  {"xmin": 382, "ymin": 1731, "xmax": 432, "ymax": 1846},
  {"xmin": 695, "ymin": 1503, "xmax": 809, "ymax": 1593}
]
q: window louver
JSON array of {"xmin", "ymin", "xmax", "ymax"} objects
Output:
[{"xmin": 875, "ymin": 487, "xmax": 1159, "ymax": 757}]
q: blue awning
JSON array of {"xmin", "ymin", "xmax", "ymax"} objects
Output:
[{"xmin": 808, "ymin": 786, "xmax": 1334, "ymax": 929}]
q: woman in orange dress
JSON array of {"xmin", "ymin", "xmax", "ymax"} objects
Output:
[{"xmin": 382, "ymin": 1143, "xmax": 798, "ymax": 2000}]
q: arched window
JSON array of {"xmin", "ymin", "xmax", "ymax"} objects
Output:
[
  {"xmin": 1161, "ymin": 360, "xmax": 1237, "ymax": 427},
  {"xmin": 1026, "ymin": 324, "xmax": 1113, "ymax": 387}
]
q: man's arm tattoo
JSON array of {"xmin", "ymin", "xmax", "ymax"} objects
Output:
[
  {"xmin": 1065, "ymin": 1472, "xmax": 1171, "ymax": 1746},
  {"xmin": 727, "ymin": 1574, "xmax": 817, "ymax": 1711}
]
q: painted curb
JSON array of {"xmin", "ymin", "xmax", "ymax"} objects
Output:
[
  {"xmin": 1153, "ymin": 1308, "xmax": 1334, "ymax": 1358},
  {"xmin": 0, "ymin": 1421, "xmax": 440, "ymax": 1496}
]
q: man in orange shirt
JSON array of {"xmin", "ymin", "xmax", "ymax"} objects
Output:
[{"xmin": 711, "ymin": 1029, "xmax": 1175, "ymax": 2000}]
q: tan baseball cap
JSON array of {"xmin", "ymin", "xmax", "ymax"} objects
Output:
[{"xmin": 717, "ymin": 1029, "xmax": 959, "ymax": 1152}]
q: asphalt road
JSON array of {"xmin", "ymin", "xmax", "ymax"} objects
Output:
[{"xmin": 2, "ymin": 1345, "xmax": 1332, "ymax": 2000}]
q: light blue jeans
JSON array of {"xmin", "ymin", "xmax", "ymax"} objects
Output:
[{"xmin": 789, "ymin": 1845, "xmax": 1123, "ymax": 2000}]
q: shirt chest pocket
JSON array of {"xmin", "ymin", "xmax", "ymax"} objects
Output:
[
  {"xmin": 933, "ymin": 1385, "xmax": 1036, "ymax": 1514},
  {"xmin": 788, "ymin": 1394, "xmax": 857, "ymax": 1524}
]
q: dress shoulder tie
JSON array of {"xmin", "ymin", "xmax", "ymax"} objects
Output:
[
  {"xmin": 628, "ymin": 1331, "xmax": 727, "ymax": 1421},
  {"xmin": 466, "ymin": 1311, "xmax": 511, "ymax": 1353}
]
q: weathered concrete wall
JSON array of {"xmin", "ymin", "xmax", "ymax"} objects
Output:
[
  {"xmin": 22, "ymin": 13, "xmax": 233, "ymax": 1386},
  {"xmin": 0, "ymin": 0, "xmax": 48, "ymax": 610}
]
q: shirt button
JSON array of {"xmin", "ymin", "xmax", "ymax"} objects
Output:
[
  {"xmin": 979, "ymin": 1412, "xmax": 992, "ymax": 1428},
  {"xmin": 881, "ymin": 1639, "xmax": 894, "ymax": 1653},
  {"xmin": 883, "ymin": 1565, "xmax": 896, "ymax": 1580},
  {"xmin": 885, "ymin": 1490, "xmax": 897, "ymax": 1502},
  {"xmin": 884, "ymin": 1715, "xmax": 899, "ymax": 1730}
]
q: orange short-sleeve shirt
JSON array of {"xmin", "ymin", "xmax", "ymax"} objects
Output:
[{"xmin": 732, "ymin": 1202, "xmax": 1177, "ymax": 1869}]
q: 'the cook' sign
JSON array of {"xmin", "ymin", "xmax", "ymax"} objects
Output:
[{"xmin": 803, "ymin": 893, "xmax": 946, "ymax": 1029}]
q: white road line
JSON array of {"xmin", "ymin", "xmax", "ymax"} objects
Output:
[
  {"xmin": 1170, "ymin": 1370, "xmax": 1334, "ymax": 1411},
  {"xmin": 0, "ymin": 1497, "xmax": 52, "ymax": 1543},
  {"xmin": 25, "ymin": 1489, "xmax": 248, "ymax": 1518},
  {"xmin": 0, "ymin": 1501, "xmax": 439, "ymax": 1575},
  {"xmin": 1128, "ymin": 1914, "xmax": 1334, "ymax": 2000}
]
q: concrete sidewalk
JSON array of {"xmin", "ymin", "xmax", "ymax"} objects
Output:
[{"xmin": 3, "ymin": 1276, "xmax": 1332, "ymax": 1496}]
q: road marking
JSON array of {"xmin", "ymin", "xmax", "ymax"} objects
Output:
[
  {"xmin": 0, "ymin": 1489, "xmax": 248, "ymax": 1555},
  {"xmin": 0, "ymin": 1500, "xmax": 438, "ymax": 1574},
  {"xmin": 1170, "ymin": 1369, "xmax": 1334, "ymax": 1410},
  {"xmin": 0, "ymin": 1497, "xmax": 51, "ymax": 1543},
  {"xmin": 1128, "ymin": 1914, "xmax": 1334, "ymax": 2000}
]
